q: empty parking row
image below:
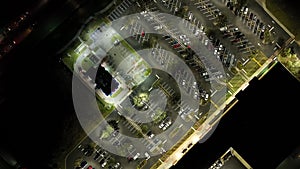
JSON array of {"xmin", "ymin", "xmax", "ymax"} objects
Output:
[{"xmin": 107, "ymin": 0, "xmax": 132, "ymax": 21}]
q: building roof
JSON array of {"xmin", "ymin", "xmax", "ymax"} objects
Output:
[{"xmin": 208, "ymin": 147, "xmax": 252, "ymax": 169}]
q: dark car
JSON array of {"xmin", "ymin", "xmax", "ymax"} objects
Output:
[
  {"xmin": 94, "ymin": 153, "xmax": 100, "ymax": 161},
  {"xmin": 256, "ymin": 19, "xmax": 260, "ymax": 26},
  {"xmin": 80, "ymin": 161, "xmax": 88, "ymax": 168},
  {"xmin": 260, "ymin": 31, "xmax": 265, "ymax": 40},
  {"xmin": 249, "ymin": 12, "xmax": 253, "ymax": 20},
  {"xmin": 259, "ymin": 22, "xmax": 264, "ymax": 29},
  {"xmin": 99, "ymin": 158, "xmax": 105, "ymax": 165}
]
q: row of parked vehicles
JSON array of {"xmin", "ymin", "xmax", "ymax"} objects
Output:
[{"xmin": 76, "ymin": 144, "xmax": 122, "ymax": 169}]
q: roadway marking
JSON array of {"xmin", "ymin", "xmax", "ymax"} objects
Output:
[
  {"xmin": 233, "ymin": 67, "xmax": 249, "ymax": 81},
  {"xmin": 241, "ymin": 69, "xmax": 247, "ymax": 74},
  {"xmin": 210, "ymin": 89, "xmax": 217, "ymax": 97},
  {"xmin": 252, "ymin": 57, "xmax": 262, "ymax": 67},
  {"xmin": 258, "ymin": 59, "xmax": 278, "ymax": 80},
  {"xmin": 210, "ymin": 100, "xmax": 219, "ymax": 109}
]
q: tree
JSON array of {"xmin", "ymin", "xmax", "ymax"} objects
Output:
[
  {"xmin": 235, "ymin": 0, "xmax": 248, "ymax": 10},
  {"xmin": 205, "ymin": 28, "xmax": 217, "ymax": 39},
  {"xmin": 99, "ymin": 125, "xmax": 114, "ymax": 139},
  {"xmin": 152, "ymin": 109, "xmax": 167, "ymax": 124},
  {"xmin": 263, "ymin": 30, "xmax": 273, "ymax": 44},
  {"xmin": 132, "ymin": 92, "xmax": 150, "ymax": 110},
  {"xmin": 178, "ymin": 6, "xmax": 189, "ymax": 18},
  {"xmin": 74, "ymin": 157, "xmax": 83, "ymax": 168},
  {"xmin": 144, "ymin": 68, "xmax": 151, "ymax": 76},
  {"xmin": 142, "ymin": 37, "xmax": 151, "ymax": 48},
  {"xmin": 278, "ymin": 50, "xmax": 300, "ymax": 80},
  {"xmin": 141, "ymin": 124, "xmax": 149, "ymax": 133},
  {"xmin": 217, "ymin": 14, "xmax": 228, "ymax": 27},
  {"xmin": 149, "ymin": 36, "xmax": 158, "ymax": 48}
]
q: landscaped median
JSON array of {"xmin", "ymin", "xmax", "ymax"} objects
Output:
[
  {"xmin": 95, "ymin": 94, "xmax": 115, "ymax": 117},
  {"xmin": 243, "ymin": 51, "xmax": 268, "ymax": 77},
  {"xmin": 227, "ymin": 50, "xmax": 268, "ymax": 94},
  {"xmin": 227, "ymin": 73, "xmax": 247, "ymax": 93}
]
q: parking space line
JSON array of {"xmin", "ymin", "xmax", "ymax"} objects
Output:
[
  {"xmin": 210, "ymin": 100, "xmax": 219, "ymax": 109},
  {"xmin": 123, "ymin": 1, "xmax": 129, "ymax": 8},
  {"xmin": 111, "ymin": 12, "xmax": 117, "ymax": 19},
  {"xmin": 118, "ymin": 7, "xmax": 124, "ymax": 14},
  {"xmin": 252, "ymin": 57, "xmax": 262, "ymax": 67},
  {"xmin": 120, "ymin": 3, "xmax": 126, "ymax": 10}
]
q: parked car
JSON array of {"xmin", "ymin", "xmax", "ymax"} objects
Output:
[{"xmin": 80, "ymin": 161, "xmax": 88, "ymax": 169}]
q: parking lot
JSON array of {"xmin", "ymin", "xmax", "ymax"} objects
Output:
[
  {"xmin": 153, "ymin": 0, "xmax": 288, "ymax": 83},
  {"xmin": 65, "ymin": 0, "xmax": 294, "ymax": 168}
]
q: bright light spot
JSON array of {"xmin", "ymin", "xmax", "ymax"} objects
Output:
[
  {"xmin": 175, "ymin": 152, "xmax": 182, "ymax": 160},
  {"xmin": 192, "ymin": 136, "xmax": 199, "ymax": 144}
]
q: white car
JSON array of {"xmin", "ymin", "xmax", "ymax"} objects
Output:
[
  {"xmin": 113, "ymin": 39, "xmax": 120, "ymax": 46},
  {"xmin": 148, "ymin": 133, "xmax": 154, "ymax": 138},
  {"xmin": 162, "ymin": 120, "xmax": 171, "ymax": 130},
  {"xmin": 243, "ymin": 7, "xmax": 248, "ymax": 15},
  {"xmin": 204, "ymin": 39, "xmax": 209, "ymax": 46},
  {"xmin": 154, "ymin": 25, "xmax": 162, "ymax": 30},
  {"xmin": 184, "ymin": 41, "xmax": 190, "ymax": 45},
  {"xmin": 202, "ymin": 71, "xmax": 208, "ymax": 77},
  {"xmin": 194, "ymin": 91, "xmax": 199, "ymax": 99},
  {"xmin": 145, "ymin": 152, "xmax": 150, "ymax": 160},
  {"xmin": 204, "ymin": 93, "xmax": 209, "ymax": 101},
  {"xmin": 133, "ymin": 153, "xmax": 140, "ymax": 160},
  {"xmin": 179, "ymin": 35, "xmax": 186, "ymax": 39},
  {"xmin": 101, "ymin": 160, "xmax": 107, "ymax": 168},
  {"xmin": 216, "ymin": 74, "xmax": 223, "ymax": 79},
  {"xmin": 114, "ymin": 162, "xmax": 120, "ymax": 168},
  {"xmin": 194, "ymin": 29, "xmax": 200, "ymax": 36},
  {"xmin": 192, "ymin": 81, "xmax": 197, "ymax": 88},
  {"xmin": 140, "ymin": 11, "xmax": 147, "ymax": 15},
  {"xmin": 159, "ymin": 122, "xmax": 165, "ymax": 129},
  {"xmin": 182, "ymin": 79, "xmax": 186, "ymax": 86}
]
